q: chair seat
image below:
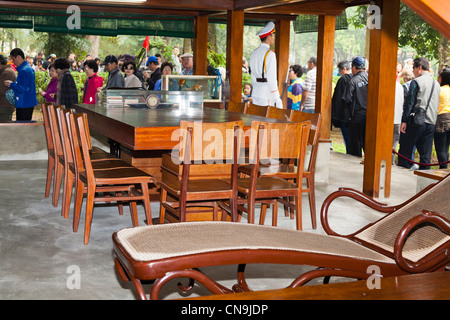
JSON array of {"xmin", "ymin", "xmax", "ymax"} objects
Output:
[
  {"xmin": 91, "ymin": 159, "xmax": 134, "ymax": 170},
  {"xmin": 91, "ymin": 146, "xmax": 109, "ymax": 154},
  {"xmin": 114, "ymin": 222, "xmax": 395, "ymax": 264},
  {"xmin": 160, "ymin": 179, "xmax": 233, "ymax": 199},
  {"xmin": 235, "ymin": 176, "xmax": 297, "ymax": 193},
  {"xmin": 90, "ymin": 152, "xmax": 119, "ymax": 161},
  {"xmin": 239, "ymin": 163, "xmax": 299, "ymax": 178},
  {"xmin": 79, "ymin": 166, "xmax": 154, "ymax": 185},
  {"xmin": 93, "ymin": 167, "xmax": 153, "ymax": 181}
]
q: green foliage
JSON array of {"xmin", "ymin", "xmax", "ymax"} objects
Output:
[
  {"xmin": 207, "ymin": 43, "xmax": 226, "ymax": 68},
  {"xmin": 347, "ymin": 5, "xmax": 367, "ymax": 29},
  {"xmin": 148, "ymin": 37, "xmax": 174, "ymax": 62},
  {"xmin": 34, "ymin": 33, "xmax": 92, "ymax": 59},
  {"xmin": 348, "ymin": 4, "xmax": 444, "ymax": 62},
  {"xmin": 71, "ymin": 71, "xmax": 87, "ymax": 102},
  {"xmin": 242, "ymin": 73, "xmax": 251, "ymax": 85},
  {"xmin": 35, "ymin": 71, "xmax": 49, "ymax": 104},
  {"xmin": 397, "ymin": 4, "xmax": 441, "ymax": 61}
]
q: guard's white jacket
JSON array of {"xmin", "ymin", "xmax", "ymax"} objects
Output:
[{"xmin": 249, "ymin": 43, "xmax": 282, "ymax": 108}]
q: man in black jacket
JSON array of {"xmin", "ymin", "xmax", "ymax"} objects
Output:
[
  {"xmin": 331, "ymin": 60, "xmax": 352, "ymax": 153},
  {"xmin": 342, "ymin": 56, "xmax": 368, "ymax": 158},
  {"xmin": 102, "ymin": 55, "xmax": 125, "ymax": 89},
  {"xmin": 143, "ymin": 56, "xmax": 161, "ymax": 90}
]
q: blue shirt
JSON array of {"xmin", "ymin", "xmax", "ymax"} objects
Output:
[
  {"xmin": 181, "ymin": 68, "xmax": 193, "ymax": 75},
  {"xmin": 154, "ymin": 79, "xmax": 179, "ymax": 91},
  {"xmin": 10, "ymin": 61, "xmax": 38, "ymax": 108}
]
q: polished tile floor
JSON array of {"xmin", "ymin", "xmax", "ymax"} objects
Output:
[{"xmin": 0, "ymin": 151, "xmax": 419, "ymax": 300}]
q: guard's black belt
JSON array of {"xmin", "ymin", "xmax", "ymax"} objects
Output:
[{"xmin": 255, "ymin": 49, "xmax": 271, "ymax": 83}]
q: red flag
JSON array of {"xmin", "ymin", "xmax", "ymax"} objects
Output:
[{"xmin": 142, "ymin": 36, "xmax": 150, "ymax": 51}]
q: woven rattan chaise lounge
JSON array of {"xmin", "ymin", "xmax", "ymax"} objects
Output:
[{"xmin": 112, "ymin": 174, "xmax": 450, "ymax": 300}]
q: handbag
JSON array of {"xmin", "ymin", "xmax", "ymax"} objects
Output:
[
  {"xmin": 5, "ymin": 89, "xmax": 15, "ymax": 106},
  {"xmin": 408, "ymin": 79, "xmax": 435, "ymax": 127}
]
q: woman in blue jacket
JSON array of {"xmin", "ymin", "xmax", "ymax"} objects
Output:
[{"xmin": 4, "ymin": 48, "xmax": 38, "ymax": 121}]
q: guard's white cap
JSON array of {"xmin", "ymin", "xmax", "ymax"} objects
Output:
[{"xmin": 256, "ymin": 21, "xmax": 275, "ymax": 39}]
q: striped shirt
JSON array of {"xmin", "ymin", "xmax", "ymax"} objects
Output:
[{"xmin": 303, "ymin": 67, "xmax": 316, "ymax": 110}]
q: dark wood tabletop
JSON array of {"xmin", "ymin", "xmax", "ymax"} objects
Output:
[
  {"xmin": 185, "ymin": 271, "xmax": 450, "ymax": 300},
  {"xmin": 73, "ymin": 104, "xmax": 284, "ymax": 151}
]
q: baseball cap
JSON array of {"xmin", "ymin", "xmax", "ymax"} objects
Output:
[
  {"xmin": 352, "ymin": 56, "xmax": 366, "ymax": 69},
  {"xmin": 146, "ymin": 56, "xmax": 158, "ymax": 65},
  {"xmin": 101, "ymin": 55, "xmax": 118, "ymax": 65}
]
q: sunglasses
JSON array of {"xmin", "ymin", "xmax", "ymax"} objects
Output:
[{"xmin": 125, "ymin": 66, "xmax": 134, "ymax": 70}]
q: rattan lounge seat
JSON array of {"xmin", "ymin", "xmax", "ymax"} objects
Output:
[{"xmin": 112, "ymin": 174, "xmax": 450, "ymax": 300}]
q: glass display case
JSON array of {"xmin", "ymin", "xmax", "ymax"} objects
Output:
[
  {"xmin": 161, "ymin": 75, "xmax": 222, "ymax": 102},
  {"xmin": 96, "ymin": 88, "xmax": 203, "ymax": 111}
]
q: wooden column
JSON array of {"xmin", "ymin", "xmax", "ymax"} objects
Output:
[
  {"xmin": 315, "ymin": 15, "xmax": 336, "ymax": 140},
  {"xmin": 226, "ymin": 10, "xmax": 244, "ymax": 104},
  {"xmin": 275, "ymin": 19, "xmax": 291, "ymax": 108},
  {"xmin": 193, "ymin": 16, "xmax": 208, "ymax": 75},
  {"xmin": 363, "ymin": 0, "xmax": 400, "ymax": 198}
]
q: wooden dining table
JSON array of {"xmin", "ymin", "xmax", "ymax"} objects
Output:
[
  {"xmin": 73, "ymin": 103, "xmax": 283, "ymax": 152},
  {"xmin": 73, "ymin": 103, "xmax": 287, "ymax": 217}
]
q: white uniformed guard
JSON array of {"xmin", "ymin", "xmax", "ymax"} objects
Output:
[{"xmin": 249, "ymin": 21, "xmax": 283, "ymax": 108}]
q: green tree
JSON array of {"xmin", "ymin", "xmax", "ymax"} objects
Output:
[
  {"xmin": 34, "ymin": 33, "xmax": 92, "ymax": 59},
  {"xmin": 349, "ymin": 4, "xmax": 449, "ymax": 70},
  {"xmin": 397, "ymin": 4, "xmax": 449, "ymax": 70}
]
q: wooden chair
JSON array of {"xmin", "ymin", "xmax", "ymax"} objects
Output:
[
  {"xmin": 59, "ymin": 108, "xmax": 133, "ymax": 220},
  {"xmin": 265, "ymin": 106, "xmax": 291, "ymax": 121},
  {"xmin": 159, "ymin": 120, "xmax": 243, "ymax": 223},
  {"xmin": 46, "ymin": 104, "xmax": 66, "ymax": 207},
  {"xmin": 235, "ymin": 120, "xmax": 311, "ymax": 229},
  {"xmin": 72, "ymin": 112, "xmax": 155, "ymax": 244},
  {"xmin": 41, "ymin": 102, "xmax": 55, "ymax": 199},
  {"xmin": 246, "ymin": 110, "xmax": 322, "ymax": 229},
  {"xmin": 112, "ymin": 174, "xmax": 450, "ymax": 299},
  {"xmin": 226, "ymin": 101, "xmax": 247, "ymax": 113},
  {"xmin": 283, "ymin": 110, "xmax": 322, "ymax": 228},
  {"xmin": 244, "ymin": 103, "xmax": 268, "ymax": 117}
]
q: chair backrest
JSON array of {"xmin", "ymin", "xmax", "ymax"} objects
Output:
[
  {"xmin": 47, "ymin": 104, "xmax": 64, "ymax": 158},
  {"xmin": 245, "ymin": 104, "xmax": 268, "ymax": 117},
  {"xmin": 178, "ymin": 120, "xmax": 244, "ymax": 164},
  {"xmin": 265, "ymin": 106, "xmax": 291, "ymax": 121},
  {"xmin": 248, "ymin": 120, "xmax": 311, "ymax": 182},
  {"xmin": 41, "ymin": 103, "xmax": 54, "ymax": 151},
  {"xmin": 57, "ymin": 108, "xmax": 74, "ymax": 165},
  {"xmin": 67, "ymin": 112, "xmax": 87, "ymax": 175},
  {"xmin": 227, "ymin": 101, "xmax": 247, "ymax": 113},
  {"xmin": 354, "ymin": 175, "xmax": 450, "ymax": 266},
  {"xmin": 79, "ymin": 113, "xmax": 95, "ymax": 150},
  {"xmin": 74, "ymin": 113, "xmax": 94, "ymax": 181},
  {"xmin": 290, "ymin": 110, "xmax": 322, "ymax": 173}
]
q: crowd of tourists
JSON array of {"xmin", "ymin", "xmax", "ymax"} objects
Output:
[
  {"xmin": 0, "ymin": 47, "xmax": 194, "ymax": 121},
  {"xmin": 1, "ymin": 39, "xmax": 449, "ymax": 170},
  {"xmin": 328, "ymin": 56, "xmax": 449, "ymax": 170}
]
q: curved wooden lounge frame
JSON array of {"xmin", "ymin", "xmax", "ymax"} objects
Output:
[{"xmin": 112, "ymin": 175, "xmax": 450, "ymax": 300}]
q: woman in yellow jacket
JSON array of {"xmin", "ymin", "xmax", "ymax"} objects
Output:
[{"xmin": 434, "ymin": 67, "xmax": 450, "ymax": 168}]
